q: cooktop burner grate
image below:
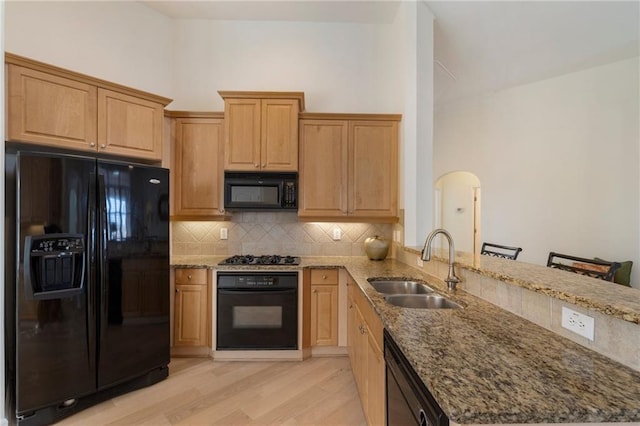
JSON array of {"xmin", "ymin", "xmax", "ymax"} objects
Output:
[{"xmin": 219, "ymin": 254, "xmax": 301, "ymax": 266}]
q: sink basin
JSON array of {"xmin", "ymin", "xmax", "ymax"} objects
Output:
[
  {"xmin": 368, "ymin": 279, "xmax": 434, "ymax": 295},
  {"xmin": 384, "ymin": 294, "xmax": 462, "ymax": 309}
]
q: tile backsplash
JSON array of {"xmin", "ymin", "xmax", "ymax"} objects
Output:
[{"xmin": 171, "ymin": 212, "xmax": 392, "ymax": 256}]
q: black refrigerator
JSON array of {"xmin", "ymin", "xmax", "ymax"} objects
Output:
[{"xmin": 5, "ymin": 144, "xmax": 170, "ymax": 425}]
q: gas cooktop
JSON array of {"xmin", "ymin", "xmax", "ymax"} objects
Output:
[{"xmin": 219, "ymin": 254, "xmax": 301, "ymax": 266}]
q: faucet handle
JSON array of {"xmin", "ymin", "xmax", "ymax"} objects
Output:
[{"xmin": 445, "ymin": 275, "xmax": 461, "ymax": 292}]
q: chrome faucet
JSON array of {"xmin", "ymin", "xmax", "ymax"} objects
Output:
[{"xmin": 421, "ymin": 228, "xmax": 461, "ymax": 291}]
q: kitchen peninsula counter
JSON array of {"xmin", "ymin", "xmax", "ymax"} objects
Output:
[
  {"xmin": 171, "ymin": 255, "xmax": 640, "ymax": 424},
  {"xmin": 403, "ymin": 246, "xmax": 640, "ymax": 325}
]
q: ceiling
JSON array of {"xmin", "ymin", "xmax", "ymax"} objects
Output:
[{"xmin": 141, "ymin": 1, "xmax": 640, "ymax": 106}]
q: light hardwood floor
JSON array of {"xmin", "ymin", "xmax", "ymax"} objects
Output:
[{"xmin": 56, "ymin": 357, "xmax": 367, "ymax": 426}]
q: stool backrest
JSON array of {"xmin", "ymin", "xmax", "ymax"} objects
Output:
[
  {"xmin": 481, "ymin": 243, "xmax": 523, "ymax": 260},
  {"xmin": 546, "ymin": 252, "xmax": 621, "ymax": 282}
]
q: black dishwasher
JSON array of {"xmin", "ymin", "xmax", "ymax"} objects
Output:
[{"xmin": 385, "ymin": 330, "xmax": 449, "ymax": 426}]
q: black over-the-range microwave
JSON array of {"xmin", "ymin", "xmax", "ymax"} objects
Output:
[{"xmin": 224, "ymin": 172, "xmax": 298, "ymax": 211}]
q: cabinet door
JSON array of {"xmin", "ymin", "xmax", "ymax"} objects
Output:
[
  {"xmin": 97, "ymin": 88, "xmax": 164, "ymax": 161},
  {"xmin": 298, "ymin": 120, "xmax": 348, "ymax": 218},
  {"xmin": 174, "ymin": 283, "xmax": 208, "ymax": 347},
  {"xmin": 224, "ymin": 98, "xmax": 261, "ymax": 170},
  {"xmin": 347, "ymin": 285, "xmax": 357, "ymax": 364},
  {"xmin": 349, "ymin": 120, "xmax": 398, "ymax": 218},
  {"xmin": 7, "ymin": 64, "xmax": 97, "ymax": 150},
  {"xmin": 366, "ymin": 333, "xmax": 385, "ymax": 426},
  {"xmin": 261, "ymin": 99, "xmax": 299, "ymax": 171},
  {"xmin": 354, "ymin": 303, "xmax": 369, "ymax": 411},
  {"xmin": 174, "ymin": 118, "xmax": 224, "ymax": 217},
  {"xmin": 310, "ymin": 285, "xmax": 339, "ymax": 346}
]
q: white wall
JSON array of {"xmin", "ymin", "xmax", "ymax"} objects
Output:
[
  {"xmin": 396, "ymin": 1, "xmax": 435, "ymax": 247},
  {"xmin": 169, "ymin": 18, "xmax": 399, "ymax": 112},
  {"xmin": 4, "ymin": 1, "xmax": 173, "ymax": 98},
  {"xmin": 434, "ymin": 57, "xmax": 640, "ymax": 287}
]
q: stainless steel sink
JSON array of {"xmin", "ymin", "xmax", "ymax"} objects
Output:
[
  {"xmin": 367, "ymin": 279, "xmax": 434, "ymax": 295},
  {"xmin": 384, "ymin": 294, "xmax": 462, "ymax": 309}
]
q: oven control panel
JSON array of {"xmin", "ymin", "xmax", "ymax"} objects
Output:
[{"xmin": 217, "ymin": 272, "xmax": 298, "ymax": 289}]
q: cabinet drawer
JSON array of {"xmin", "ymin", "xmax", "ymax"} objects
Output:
[
  {"xmin": 310, "ymin": 268, "xmax": 339, "ymax": 285},
  {"xmin": 175, "ymin": 268, "xmax": 207, "ymax": 285}
]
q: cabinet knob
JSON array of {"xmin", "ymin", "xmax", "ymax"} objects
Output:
[
  {"xmin": 175, "ymin": 288, "xmax": 180, "ymax": 293},
  {"xmin": 255, "ymin": 164, "xmax": 259, "ymax": 168},
  {"xmin": 90, "ymin": 142, "xmax": 96, "ymax": 147},
  {"xmin": 322, "ymin": 275, "xmax": 327, "ymax": 280},
  {"xmin": 219, "ymin": 208, "xmax": 224, "ymax": 213},
  {"xmin": 187, "ymin": 275, "xmax": 192, "ymax": 280},
  {"xmin": 313, "ymin": 289, "xmax": 317, "ymax": 293},
  {"xmin": 262, "ymin": 164, "xmax": 266, "ymax": 168},
  {"xmin": 100, "ymin": 144, "xmax": 106, "ymax": 149}
]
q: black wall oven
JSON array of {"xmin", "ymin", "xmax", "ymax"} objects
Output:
[{"xmin": 217, "ymin": 271, "xmax": 298, "ymax": 350}]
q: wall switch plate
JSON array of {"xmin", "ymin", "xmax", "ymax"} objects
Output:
[
  {"xmin": 416, "ymin": 258, "xmax": 424, "ymax": 267},
  {"xmin": 561, "ymin": 307, "xmax": 595, "ymax": 341},
  {"xmin": 332, "ymin": 228, "xmax": 341, "ymax": 240},
  {"xmin": 220, "ymin": 227, "xmax": 228, "ymax": 240}
]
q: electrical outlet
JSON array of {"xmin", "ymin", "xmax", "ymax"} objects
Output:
[
  {"xmin": 416, "ymin": 258, "xmax": 424, "ymax": 267},
  {"xmin": 332, "ymin": 228, "xmax": 341, "ymax": 240},
  {"xmin": 393, "ymin": 230, "xmax": 401, "ymax": 242},
  {"xmin": 220, "ymin": 227, "xmax": 228, "ymax": 240},
  {"xmin": 561, "ymin": 307, "xmax": 594, "ymax": 341}
]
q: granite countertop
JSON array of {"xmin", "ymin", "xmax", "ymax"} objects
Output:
[
  {"xmin": 404, "ymin": 246, "xmax": 640, "ymax": 325},
  {"xmin": 171, "ymin": 255, "xmax": 640, "ymax": 424}
]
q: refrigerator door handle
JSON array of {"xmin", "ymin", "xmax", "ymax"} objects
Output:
[
  {"xmin": 97, "ymin": 174, "xmax": 108, "ymax": 338},
  {"xmin": 87, "ymin": 172, "xmax": 97, "ymax": 372}
]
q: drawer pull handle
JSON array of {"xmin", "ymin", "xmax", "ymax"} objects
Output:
[{"xmin": 188, "ymin": 275, "xmax": 192, "ymax": 280}]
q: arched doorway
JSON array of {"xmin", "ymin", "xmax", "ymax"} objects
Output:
[{"xmin": 434, "ymin": 171, "xmax": 481, "ymax": 255}]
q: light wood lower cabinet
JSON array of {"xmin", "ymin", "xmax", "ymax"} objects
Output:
[
  {"xmin": 347, "ymin": 277, "xmax": 385, "ymax": 426},
  {"xmin": 310, "ymin": 269, "xmax": 339, "ymax": 346},
  {"xmin": 173, "ymin": 268, "xmax": 210, "ymax": 354}
]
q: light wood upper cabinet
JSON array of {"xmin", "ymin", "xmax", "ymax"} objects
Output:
[
  {"xmin": 349, "ymin": 120, "xmax": 398, "ymax": 218},
  {"xmin": 7, "ymin": 64, "xmax": 98, "ymax": 151},
  {"xmin": 220, "ymin": 91, "xmax": 304, "ymax": 172},
  {"xmin": 299, "ymin": 114, "xmax": 400, "ymax": 222},
  {"xmin": 260, "ymin": 99, "xmax": 299, "ymax": 171},
  {"xmin": 97, "ymin": 89, "xmax": 164, "ymax": 161},
  {"xmin": 298, "ymin": 120, "xmax": 348, "ymax": 217},
  {"xmin": 6, "ymin": 53, "xmax": 171, "ymax": 162},
  {"xmin": 223, "ymin": 98, "xmax": 261, "ymax": 170},
  {"xmin": 172, "ymin": 116, "xmax": 225, "ymax": 218}
]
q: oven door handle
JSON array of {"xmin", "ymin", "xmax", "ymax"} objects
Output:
[{"xmin": 217, "ymin": 288, "xmax": 296, "ymax": 295}]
